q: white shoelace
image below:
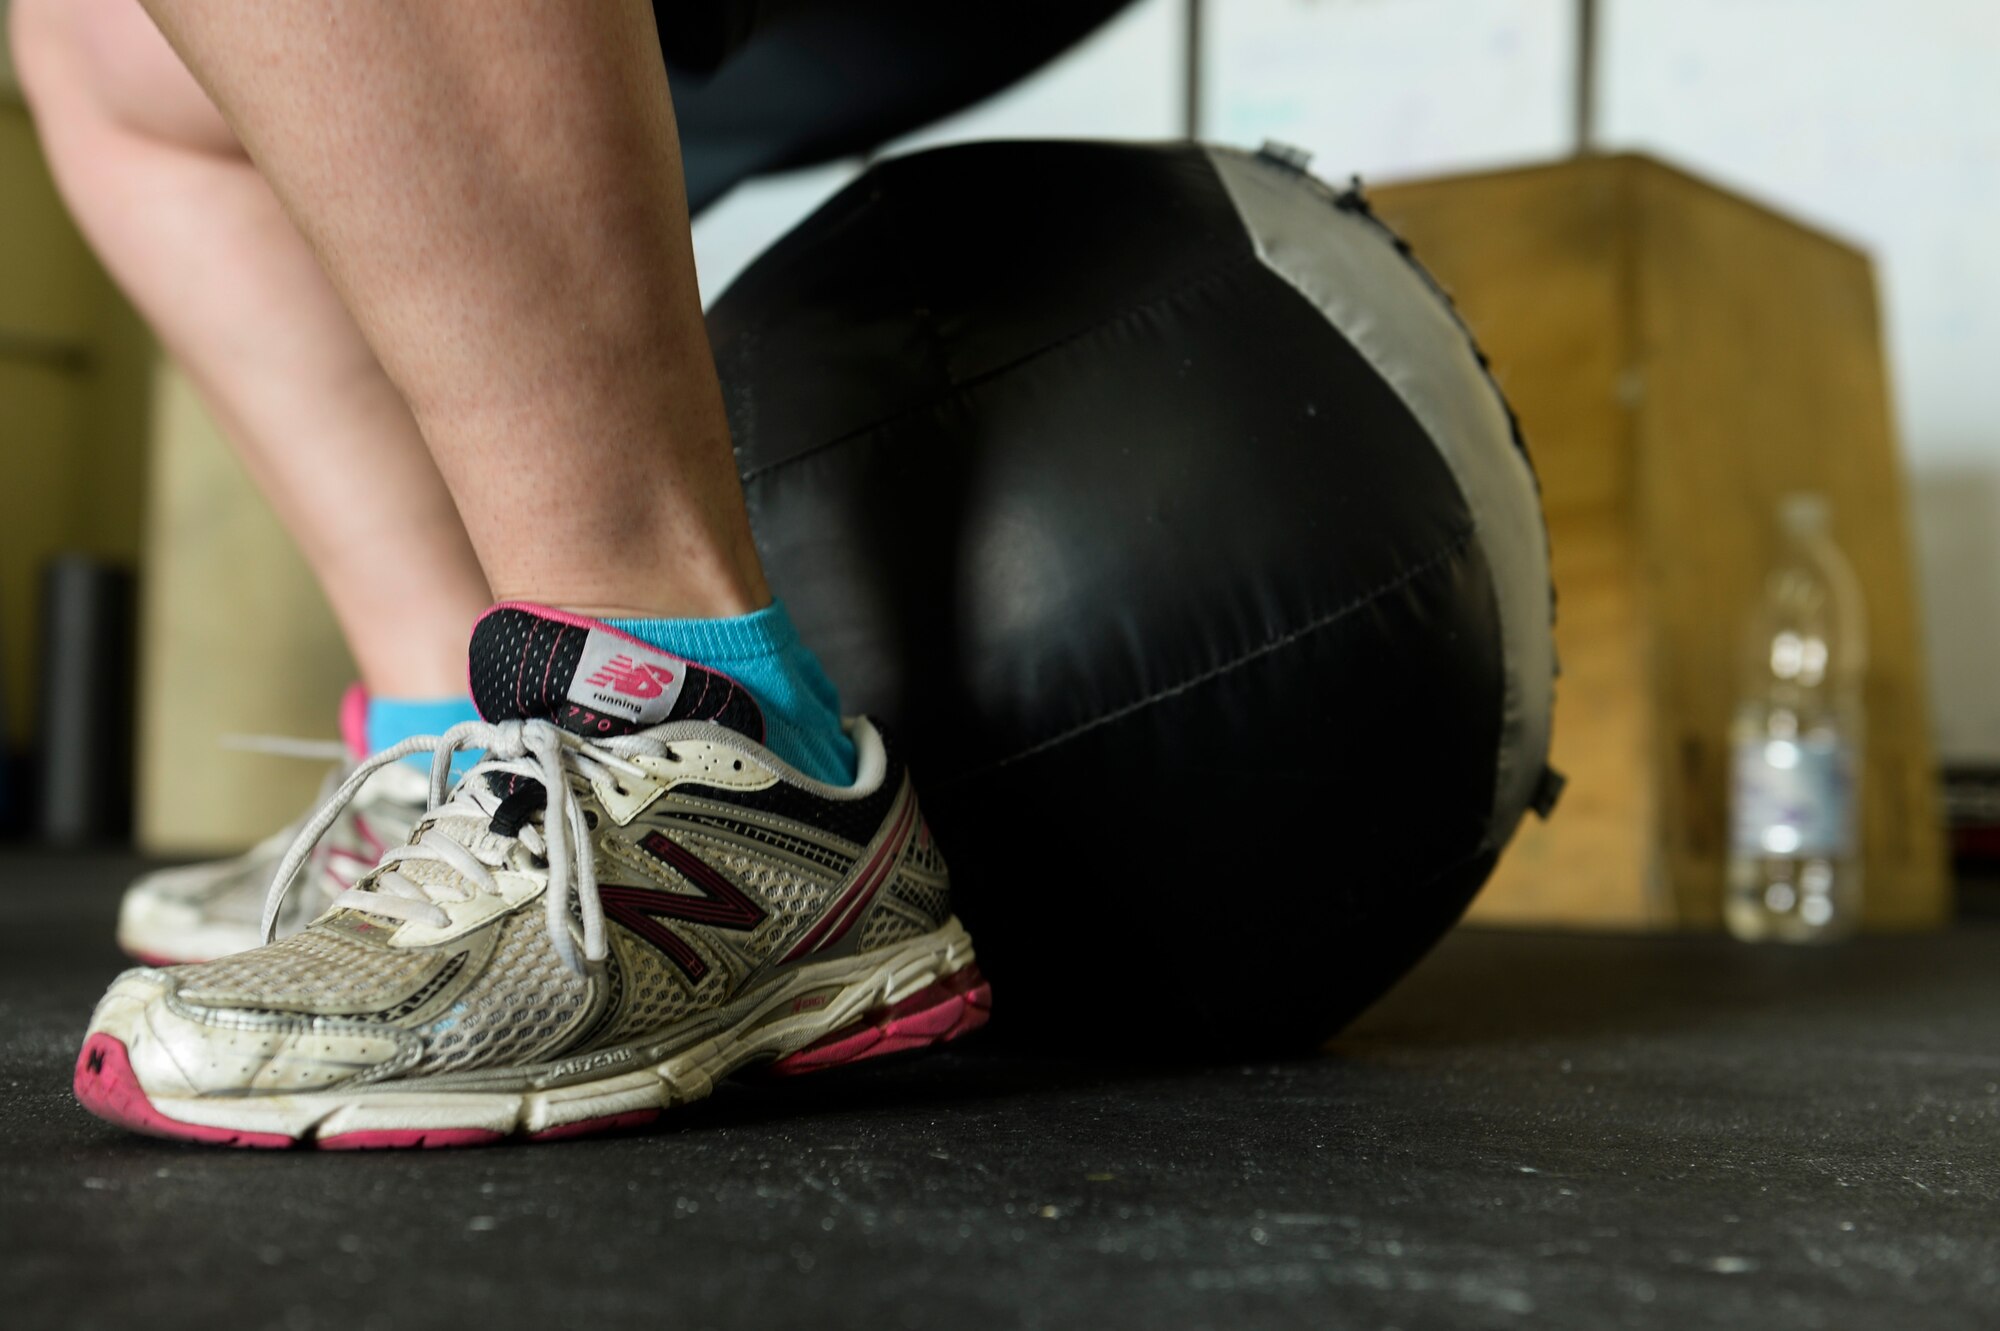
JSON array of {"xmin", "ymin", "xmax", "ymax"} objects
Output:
[
  {"xmin": 219, "ymin": 734, "xmax": 352, "ymax": 762},
  {"xmin": 260, "ymin": 718, "xmax": 672, "ymax": 974},
  {"xmin": 218, "ymin": 736, "xmax": 370, "ymax": 910}
]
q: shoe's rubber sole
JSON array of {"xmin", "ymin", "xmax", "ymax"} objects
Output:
[{"xmin": 75, "ymin": 926, "xmax": 988, "ymax": 1150}]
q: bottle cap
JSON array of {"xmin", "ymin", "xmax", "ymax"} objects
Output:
[{"xmin": 1779, "ymin": 492, "xmax": 1831, "ymax": 537}]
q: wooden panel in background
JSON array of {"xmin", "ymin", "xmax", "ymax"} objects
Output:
[
  {"xmin": 136, "ymin": 366, "xmax": 352, "ymax": 854},
  {"xmin": 1372, "ymin": 153, "xmax": 1947, "ymax": 930},
  {"xmin": 1626, "ymin": 161, "xmax": 1944, "ymax": 929},
  {"xmin": 0, "ymin": 104, "xmax": 150, "ymax": 755}
]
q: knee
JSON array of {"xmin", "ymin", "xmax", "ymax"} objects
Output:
[{"xmin": 10, "ymin": 0, "xmax": 237, "ymax": 155}]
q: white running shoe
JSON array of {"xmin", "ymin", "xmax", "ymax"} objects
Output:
[
  {"xmin": 76, "ymin": 605, "xmax": 988, "ymax": 1149},
  {"xmin": 117, "ymin": 737, "xmax": 428, "ymax": 967}
]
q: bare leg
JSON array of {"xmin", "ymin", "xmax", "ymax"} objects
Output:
[
  {"xmin": 10, "ymin": 0, "xmax": 491, "ymax": 698},
  {"xmin": 129, "ymin": 0, "xmax": 770, "ymax": 622}
]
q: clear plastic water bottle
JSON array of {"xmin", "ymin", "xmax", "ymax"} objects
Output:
[{"xmin": 1725, "ymin": 493, "xmax": 1867, "ymax": 943}]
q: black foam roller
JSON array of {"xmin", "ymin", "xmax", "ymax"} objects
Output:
[{"xmin": 35, "ymin": 556, "xmax": 135, "ymax": 846}]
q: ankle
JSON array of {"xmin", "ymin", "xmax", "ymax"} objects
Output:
[
  {"xmin": 496, "ymin": 561, "xmax": 770, "ymax": 625},
  {"xmin": 605, "ymin": 601, "xmax": 856, "ymax": 786}
]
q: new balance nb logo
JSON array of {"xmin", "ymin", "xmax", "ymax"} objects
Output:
[
  {"xmin": 599, "ymin": 830, "xmax": 767, "ymax": 982},
  {"xmin": 585, "ymin": 654, "xmax": 677, "ymax": 700}
]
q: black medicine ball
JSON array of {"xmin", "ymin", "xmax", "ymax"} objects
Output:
[{"xmin": 711, "ymin": 141, "xmax": 1557, "ymax": 1053}]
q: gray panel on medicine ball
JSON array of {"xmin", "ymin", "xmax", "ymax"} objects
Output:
[{"xmin": 1205, "ymin": 146, "xmax": 1555, "ymax": 846}]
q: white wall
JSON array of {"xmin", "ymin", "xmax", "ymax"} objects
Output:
[
  {"xmin": 691, "ymin": 160, "xmax": 866, "ymax": 307},
  {"xmin": 887, "ymin": 0, "xmax": 1185, "ymax": 154},
  {"xmin": 1203, "ymin": 0, "xmax": 1575, "ymax": 181},
  {"xmin": 1601, "ymin": 0, "xmax": 2000, "ymax": 760}
]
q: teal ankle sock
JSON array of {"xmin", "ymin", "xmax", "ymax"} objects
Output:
[
  {"xmin": 607, "ymin": 599, "xmax": 857, "ymax": 785},
  {"xmin": 366, "ymin": 694, "xmax": 482, "ymax": 774}
]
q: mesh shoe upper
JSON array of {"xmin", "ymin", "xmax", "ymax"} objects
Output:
[
  {"xmin": 79, "ymin": 606, "xmax": 980, "ymax": 1148},
  {"xmin": 109, "ymin": 715, "xmax": 949, "ymax": 1093}
]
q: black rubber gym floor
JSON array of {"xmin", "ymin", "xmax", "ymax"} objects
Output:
[{"xmin": 4, "ymin": 850, "xmax": 1997, "ymax": 1330}]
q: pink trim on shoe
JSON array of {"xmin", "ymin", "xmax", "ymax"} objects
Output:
[
  {"xmin": 73, "ymin": 967, "xmax": 993, "ymax": 1147},
  {"xmin": 481, "ymin": 600, "xmax": 677, "ymax": 647},
  {"xmin": 73, "ymin": 1037, "xmax": 506, "ymax": 1151},
  {"xmin": 528, "ymin": 1108, "xmax": 664, "ymax": 1141},
  {"xmin": 319, "ymin": 1128, "xmax": 505, "ymax": 1150},
  {"xmin": 338, "ymin": 682, "xmax": 371, "ymax": 761},
  {"xmin": 764, "ymin": 965, "xmax": 992, "ymax": 1076},
  {"xmin": 73, "ymin": 1033, "xmax": 293, "ymax": 1149}
]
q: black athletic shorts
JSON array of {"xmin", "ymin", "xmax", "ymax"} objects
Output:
[{"xmin": 654, "ymin": 0, "xmax": 1140, "ymax": 213}]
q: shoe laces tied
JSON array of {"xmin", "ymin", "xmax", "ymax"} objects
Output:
[{"xmin": 261, "ymin": 717, "xmax": 670, "ymax": 974}]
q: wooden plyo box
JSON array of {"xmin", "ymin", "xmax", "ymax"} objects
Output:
[{"xmin": 1371, "ymin": 153, "xmax": 1947, "ymax": 930}]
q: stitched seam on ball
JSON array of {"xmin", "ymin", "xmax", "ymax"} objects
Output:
[
  {"xmin": 941, "ymin": 519, "xmax": 1480, "ymax": 783},
  {"xmin": 738, "ymin": 251, "xmax": 1270, "ymax": 483}
]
